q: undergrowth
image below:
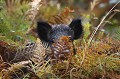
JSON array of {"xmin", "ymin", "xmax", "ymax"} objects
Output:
[{"xmin": 0, "ymin": 0, "xmax": 120, "ymax": 79}]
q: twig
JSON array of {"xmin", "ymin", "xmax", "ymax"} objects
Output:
[
  {"xmin": 100, "ymin": 10, "xmax": 118, "ymax": 29},
  {"xmin": 88, "ymin": 1, "xmax": 120, "ymax": 46}
]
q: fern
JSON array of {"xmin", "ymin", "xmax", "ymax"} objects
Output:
[{"xmin": 0, "ymin": 0, "xmax": 33, "ymax": 44}]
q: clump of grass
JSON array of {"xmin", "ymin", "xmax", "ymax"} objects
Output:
[{"xmin": 33, "ymin": 37, "xmax": 120, "ymax": 79}]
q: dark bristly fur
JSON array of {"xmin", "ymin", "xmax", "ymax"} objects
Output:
[
  {"xmin": 69, "ymin": 18, "xmax": 83, "ymax": 39},
  {"xmin": 48, "ymin": 24, "xmax": 74, "ymax": 42},
  {"xmin": 37, "ymin": 18, "xmax": 83, "ymax": 61},
  {"xmin": 37, "ymin": 21, "xmax": 52, "ymax": 43},
  {"xmin": 37, "ymin": 18, "xmax": 83, "ymax": 46}
]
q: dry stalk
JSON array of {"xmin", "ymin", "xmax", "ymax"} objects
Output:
[
  {"xmin": 90, "ymin": 0, "xmax": 99, "ymax": 11},
  {"xmin": 89, "ymin": 1, "xmax": 120, "ymax": 46},
  {"xmin": 26, "ymin": 0, "xmax": 44, "ymax": 33}
]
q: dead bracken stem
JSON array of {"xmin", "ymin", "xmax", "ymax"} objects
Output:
[
  {"xmin": 26, "ymin": 0, "xmax": 43, "ymax": 32},
  {"xmin": 80, "ymin": 39, "xmax": 87, "ymax": 65},
  {"xmin": 90, "ymin": 0, "xmax": 99, "ymax": 11},
  {"xmin": 88, "ymin": 1, "xmax": 120, "ymax": 46}
]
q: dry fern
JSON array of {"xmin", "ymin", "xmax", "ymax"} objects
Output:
[
  {"xmin": 50, "ymin": 36, "xmax": 74, "ymax": 64},
  {"xmin": 48, "ymin": 7, "xmax": 74, "ymax": 25}
]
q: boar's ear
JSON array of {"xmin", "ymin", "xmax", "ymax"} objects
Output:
[
  {"xmin": 37, "ymin": 21, "xmax": 52, "ymax": 42},
  {"xmin": 69, "ymin": 18, "xmax": 83, "ymax": 40}
]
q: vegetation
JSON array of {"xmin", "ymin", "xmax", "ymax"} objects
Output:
[{"xmin": 0, "ymin": 0, "xmax": 120, "ymax": 79}]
